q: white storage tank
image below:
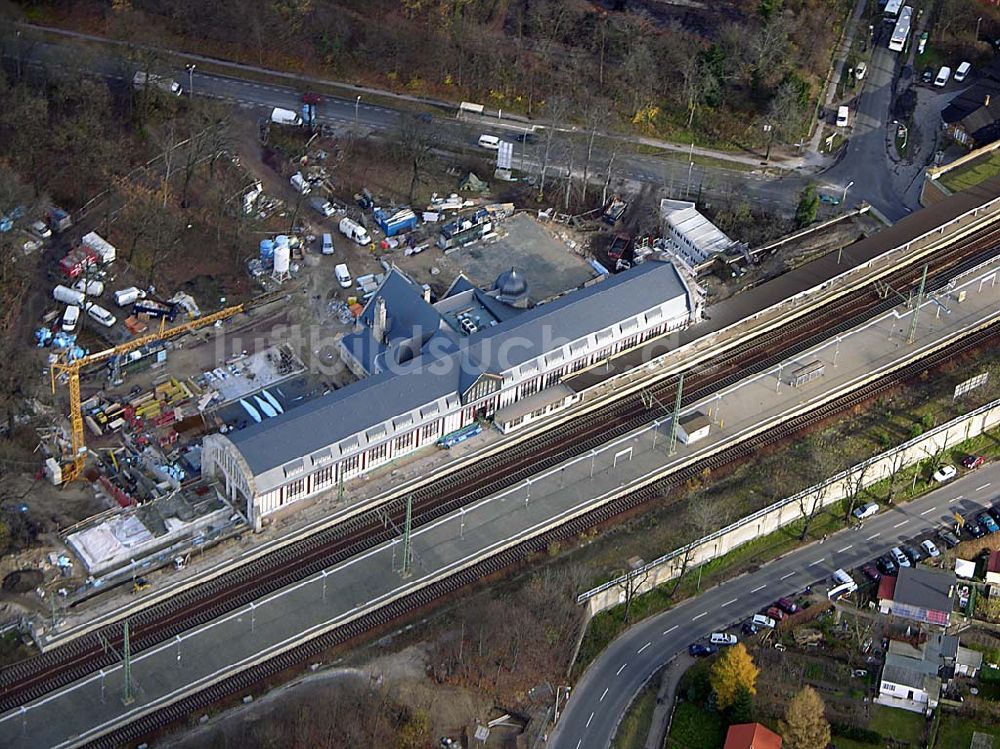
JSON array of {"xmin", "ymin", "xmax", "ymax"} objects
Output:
[{"xmin": 273, "ymin": 242, "xmax": 291, "ymax": 278}]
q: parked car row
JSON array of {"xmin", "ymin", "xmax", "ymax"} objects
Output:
[{"xmin": 688, "ymin": 595, "xmax": 804, "ymax": 655}]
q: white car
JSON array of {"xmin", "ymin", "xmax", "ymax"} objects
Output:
[
  {"xmin": 955, "ymin": 61, "xmax": 971, "ymax": 82},
  {"xmin": 86, "ymin": 303, "xmax": 117, "ymax": 328},
  {"xmin": 31, "ymin": 220, "xmax": 52, "ymax": 239},
  {"xmin": 920, "ymin": 539, "xmax": 941, "ymax": 558},
  {"xmin": 935, "ymin": 66, "xmax": 952, "ymax": 87},
  {"xmin": 836, "ymin": 105, "xmax": 850, "ymax": 127},
  {"xmin": 932, "ymin": 465, "xmax": 957, "ymax": 483},
  {"xmin": 751, "ymin": 614, "xmax": 776, "ymax": 629},
  {"xmin": 61, "ymin": 305, "xmax": 80, "ymax": 333},
  {"xmin": 890, "ymin": 547, "xmax": 911, "ymax": 568},
  {"xmin": 855, "ymin": 62, "xmax": 868, "ymax": 81},
  {"xmin": 853, "ymin": 502, "xmax": 879, "ymax": 520},
  {"xmin": 334, "ymin": 263, "xmax": 352, "ymax": 289},
  {"xmin": 710, "ymin": 632, "xmax": 737, "ymax": 646}
]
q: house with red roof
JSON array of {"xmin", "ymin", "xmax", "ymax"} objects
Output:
[{"xmin": 724, "ymin": 722, "xmax": 782, "ymax": 749}]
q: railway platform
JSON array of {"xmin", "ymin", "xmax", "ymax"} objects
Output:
[{"xmin": 4, "ymin": 251, "xmax": 1000, "ymax": 749}]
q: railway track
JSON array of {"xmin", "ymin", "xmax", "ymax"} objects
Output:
[
  {"xmin": 3, "ymin": 224, "xmax": 1000, "ymax": 712},
  {"xmin": 81, "ymin": 316, "xmax": 1000, "ymax": 749}
]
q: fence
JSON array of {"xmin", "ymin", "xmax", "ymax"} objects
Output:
[{"xmin": 577, "ymin": 394, "xmax": 1000, "ymax": 613}]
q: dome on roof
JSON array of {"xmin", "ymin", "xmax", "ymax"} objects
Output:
[{"xmin": 493, "ymin": 267, "xmax": 528, "ymax": 301}]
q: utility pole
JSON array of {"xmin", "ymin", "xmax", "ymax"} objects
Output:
[
  {"xmin": 400, "ymin": 494, "xmax": 413, "ymax": 578},
  {"xmin": 907, "ymin": 264, "xmax": 928, "ymax": 344},
  {"xmin": 668, "ymin": 373, "xmax": 685, "ymax": 456}
]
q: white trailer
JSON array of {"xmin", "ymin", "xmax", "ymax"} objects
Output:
[{"xmin": 81, "ymin": 231, "xmax": 117, "ymax": 264}]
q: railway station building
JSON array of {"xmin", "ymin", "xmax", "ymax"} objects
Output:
[{"xmin": 203, "ymin": 259, "xmax": 698, "ymax": 528}]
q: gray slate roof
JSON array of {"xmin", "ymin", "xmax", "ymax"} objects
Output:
[
  {"xmin": 230, "ymin": 260, "xmax": 690, "ymax": 477},
  {"xmin": 893, "ymin": 567, "xmax": 954, "ymax": 613}
]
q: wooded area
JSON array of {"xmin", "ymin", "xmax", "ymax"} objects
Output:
[{"xmin": 21, "ymin": 0, "xmax": 851, "ymax": 149}]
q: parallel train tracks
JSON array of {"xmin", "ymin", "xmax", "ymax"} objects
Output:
[
  {"xmin": 83, "ymin": 315, "xmax": 1000, "ymax": 749},
  {"xmin": 4, "ymin": 223, "xmax": 1000, "ymax": 729}
]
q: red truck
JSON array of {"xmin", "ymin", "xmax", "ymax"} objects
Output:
[{"xmin": 59, "ymin": 246, "xmax": 99, "ymax": 278}]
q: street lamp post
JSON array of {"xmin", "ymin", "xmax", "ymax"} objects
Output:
[
  {"xmin": 977, "ymin": 16, "xmax": 983, "ymax": 41},
  {"xmin": 185, "ymin": 64, "xmax": 195, "ymax": 100},
  {"xmin": 842, "ymin": 180, "xmax": 854, "ymax": 204},
  {"xmin": 355, "ymin": 95, "xmax": 361, "ymax": 126}
]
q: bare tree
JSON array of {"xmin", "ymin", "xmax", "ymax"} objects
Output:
[
  {"xmin": 842, "ymin": 462, "xmax": 871, "ymax": 522},
  {"xmin": 579, "ymin": 94, "xmax": 610, "ymax": 207},
  {"xmin": 884, "ymin": 449, "xmax": 908, "ymax": 505},
  {"xmin": 537, "ymin": 97, "xmax": 570, "ymax": 200},
  {"xmin": 395, "ymin": 113, "xmax": 438, "ymax": 204},
  {"xmin": 616, "ymin": 567, "xmax": 650, "ymax": 624},
  {"xmin": 680, "ymin": 54, "xmax": 719, "ymax": 129}
]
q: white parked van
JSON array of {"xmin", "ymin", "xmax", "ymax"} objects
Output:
[
  {"xmin": 935, "ymin": 66, "xmax": 952, "ymax": 87},
  {"xmin": 62, "ymin": 305, "xmax": 80, "ymax": 333},
  {"xmin": 73, "ymin": 278, "xmax": 105, "ymax": 297},
  {"xmin": 955, "ymin": 61, "xmax": 972, "ymax": 82},
  {"xmin": 477, "ymin": 134, "xmax": 501, "ymax": 150},
  {"xmin": 334, "ymin": 263, "xmax": 353, "ymax": 289},
  {"xmin": 828, "ymin": 568, "xmax": 858, "ymax": 599},
  {"xmin": 290, "ymin": 172, "xmax": 311, "ymax": 194},
  {"xmin": 86, "ymin": 303, "xmax": 117, "ymax": 328},
  {"xmin": 321, "ymin": 233, "xmax": 334, "ymax": 255},
  {"xmin": 338, "ymin": 217, "xmax": 370, "ymax": 245},
  {"xmin": 53, "ymin": 285, "xmax": 87, "ymax": 306},
  {"xmin": 114, "ymin": 287, "xmax": 147, "ymax": 307}
]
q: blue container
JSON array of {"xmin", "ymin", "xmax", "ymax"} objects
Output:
[{"xmin": 260, "ymin": 239, "xmax": 275, "ymax": 261}]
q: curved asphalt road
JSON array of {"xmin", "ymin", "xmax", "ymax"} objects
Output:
[{"xmin": 549, "ymin": 462, "xmax": 1000, "ymax": 749}]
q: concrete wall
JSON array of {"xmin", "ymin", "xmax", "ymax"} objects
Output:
[{"xmin": 580, "ymin": 396, "xmax": 1000, "ymax": 616}]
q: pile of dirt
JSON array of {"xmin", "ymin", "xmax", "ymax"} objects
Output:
[{"xmin": 3, "ymin": 569, "xmax": 43, "ymax": 594}]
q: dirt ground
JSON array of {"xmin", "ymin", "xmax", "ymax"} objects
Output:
[
  {"xmin": 701, "ymin": 210, "xmax": 885, "ymax": 302},
  {"xmin": 161, "ymin": 645, "xmax": 492, "ymax": 749}
]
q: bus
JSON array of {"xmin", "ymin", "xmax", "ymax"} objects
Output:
[
  {"xmin": 889, "ymin": 5, "xmax": 912, "ymax": 52},
  {"xmin": 883, "ymin": 0, "xmax": 903, "ymax": 20}
]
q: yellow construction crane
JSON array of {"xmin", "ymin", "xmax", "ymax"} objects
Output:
[{"xmin": 49, "ymin": 291, "xmax": 287, "ymax": 483}]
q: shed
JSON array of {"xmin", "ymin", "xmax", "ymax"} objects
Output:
[
  {"xmin": 724, "ymin": 723, "xmax": 782, "ymax": 749},
  {"xmin": 677, "ymin": 412, "xmax": 711, "ymax": 444},
  {"xmin": 987, "ymin": 550, "xmax": 1000, "ymax": 585}
]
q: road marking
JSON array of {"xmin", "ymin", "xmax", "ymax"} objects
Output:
[
  {"xmin": 587, "ymin": 712, "xmax": 595, "ymax": 728},
  {"xmin": 617, "ymin": 663, "xmax": 627, "ymax": 675},
  {"xmin": 722, "ymin": 598, "xmax": 738, "ymax": 607},
  {"xmin": 920, "ymin": 507, "xmax": 936, "ymax": 515},
  {"xmin": 838, "ymin": 544, "xmax": 853, "ymax": 552},
  {"xmin": 867, "ymin": 532, "xmax": 880, "ymax": 540},
  {"xmin": 663, "ymin": 625, "xmax": 678, "ymax": 635},
  {"xmin": 576, "ymin": 741, "xmax": 582, "ymax": 749},
  {"xmin": 601, "ymin": 687, "xmax": 609, "ymax": 702},
  {"xmin": 637, "ymin": 642, "xmax": 651, "ymax": 654},
  {"xmin": 809, "ymin": 558, "xmax": 825, "ymax": 566},
  {"xmin": 751, "ymin": 584, "xmax": 767, "ymax": 593},
  {"xmin": 692, "ymin": 612, "xmax": 707, "ymax": 621},
  {"xmin": 978, "ymin": 483, "xmax": 991, "ymax": 491},
  {"xmin": 893, "ymin": 520, "xmax": 909, "ymax": 528},
  {"xmin": 780, "ymin": 571, "xmax": 796, "ymax": 580}
]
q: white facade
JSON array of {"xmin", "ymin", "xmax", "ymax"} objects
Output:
[{"xmin": 203, "ymin": 265, "xmax": 693, "ymax": 529}]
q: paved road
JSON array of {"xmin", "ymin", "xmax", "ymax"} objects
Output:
[
  {"xmin": 820, "ymin": 25, "xmax": 911, "ymax": 221},
  {"xmin": 8, "ymin": 34, "xmax": 812, "ymax": 214},
  {"xmin": 549, "ymin": 463, "xmax": 1000, "ymax": 749}
]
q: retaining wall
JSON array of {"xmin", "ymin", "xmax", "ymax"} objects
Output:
[{"xmin": 580, "ymin": 395, "xmax": 1000, "ymax": 616}]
